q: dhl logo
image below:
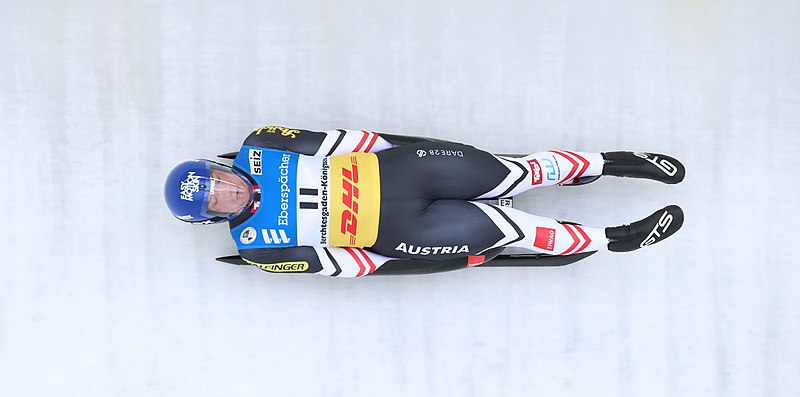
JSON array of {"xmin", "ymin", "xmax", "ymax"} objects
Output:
[
  {"xmin": 340, "ymin": 156, "xmax": 359, "ymax": 246},
  {"xmin": 329, "ymin": 152, "xmax": 378, "ymax": 248}
]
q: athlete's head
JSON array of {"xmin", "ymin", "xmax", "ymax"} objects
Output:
[{"xmin": 164, "ymin": 160, "xmax": 254, "ymax": 224}]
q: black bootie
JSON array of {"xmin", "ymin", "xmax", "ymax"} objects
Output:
[
  {"xmin": 601, "ymin": 152, "xmax": 685, "ymax": 184},
  {"xmin": 606, "ymin": 205, "xmax": 684, "ymax": 252}
]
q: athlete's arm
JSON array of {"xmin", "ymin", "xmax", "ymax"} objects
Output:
[
  {"xmin": 238, "ymin": 246, "xmax": 503, "ymax": 277},
  {"xmin": 239, "ymin": 246, "xmax": 395, "ymax": 277},
  {"xmin": 242, "ymin": 125, "xmax": 443, "ymax": 156}
]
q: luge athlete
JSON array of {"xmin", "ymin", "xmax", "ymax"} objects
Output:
[{"xmin": 164, "ymin": 126, "xmax": 685, "ymax": 277}]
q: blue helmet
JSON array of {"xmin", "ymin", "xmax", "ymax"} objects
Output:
[{"xmin": 164, "ymin": 160, "xmax": 253, "ymax": 224}]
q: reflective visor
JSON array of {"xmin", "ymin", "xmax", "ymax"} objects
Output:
[{"xmin": 203, "ymin": 165, "xmax": 254, "ymax": 219}]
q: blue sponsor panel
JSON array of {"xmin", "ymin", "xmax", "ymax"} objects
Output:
[{"xmin": 230, "ymin": 146, "xmax": 299, "ymax": 249}]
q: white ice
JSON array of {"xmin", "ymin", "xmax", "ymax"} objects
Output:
[{"xmin": 1, "ymin": 0, "xmax": 798, "ymax": 396}]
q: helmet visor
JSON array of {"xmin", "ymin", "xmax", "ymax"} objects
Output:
[{"xmin": 204, "ymin": 165, "xmax": 253, "ymax": 218}]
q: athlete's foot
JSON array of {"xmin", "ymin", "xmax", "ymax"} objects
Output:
[
  {"xmin": 601, "ymin": 151, "xmax": 685, "ymax": 184},
  {"xmin": 605, "ymin": 205, "xmax": 684, "ymax": 252}
]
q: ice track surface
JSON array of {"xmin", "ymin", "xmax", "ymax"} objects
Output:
[{"xmin": 1, "ymin": 0, "xmax": 799, "ymax": 396}]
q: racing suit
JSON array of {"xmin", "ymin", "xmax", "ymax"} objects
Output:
[{"xmin": 228, "ymin": 126, "xmax": 609, "ymax": 277}]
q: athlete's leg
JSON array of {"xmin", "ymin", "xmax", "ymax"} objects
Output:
[
  {"xmin": 376, "ymin": 141, "xmax": 605, "ymax": 199},
  {"xmin": 469, "ymin": 203, "xmax": 609, "ymax": 255},
  {"xmin": 371, "ymin": 199, "xmax": 684, "ymax": 260},
  {"xmin": 377, "ymin": 142, "xmax": 512, "ymax": 200},
  {"xmin": 377, "ymin": 142, "xmax": 685, "ymax": 200},
  {"xmin": 373, "ymin": 141, "xmax": 685, "ymax": 259},
  {"xmin": 372, "ymin": 199, "xmax": 506, "ymax": 259},
  {"xmin": 478, "ymin": 151, "xmax": 605, "ymax": 198}
]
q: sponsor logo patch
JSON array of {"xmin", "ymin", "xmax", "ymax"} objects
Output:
[
  {"xmin": 417, "ymin": 149, "xmax": 464, "ymax": 158},
  {"xmin": 254, "ymin": 125, "xmax": 299, "ymax": 139},
  {"xmin": 528, "ymin": 159, "xmax": 543, "ymax": 185},
  {"xmin": 277, "ymin": 153, "xmax": 292, "ymax": 226},
  {"xmin": 340, "ymin": 156, "xmax": 360, "ymax": 246},
  {"xmin": 633, "ymin": 152, "xmax": 679, "ymax": 176},
  {"xmin": 240, "ymin": 227, "xmax": 257, "ymax": 245},
  {"xmin": 395, "ymin": 242, "xmax": 470, "ymax": 255},
  {"xmin": 329, "ymin": 153, "xmax": 379, "ymax": 248},
  {"xmin": 180, "ymin": 172, "xmax": 201, "ymax": 201},
  {"xmin": 533, "ymin": 227, "xmax": 556, "ymax": 251},
  {"xmin": 320, "ymin": 157, "xmax": 330, "ymax": 245},
  {"xmin": 640, "ymin": 210, "xmax": 674, "ymax": 248},
  {"xmin": 249, "ymin": 149, "xmax": 262, "ymax": 175},
  {"xmin": 253, "ymin": 262, "xmax": 308, "ymax": 272},
  {"xmin": 261, "ymin": 229, "xmax": 291, "ymax": 244},
  {"xmin": 541, "ymin": 158, "xmax": 558, "ymax": 182}
]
